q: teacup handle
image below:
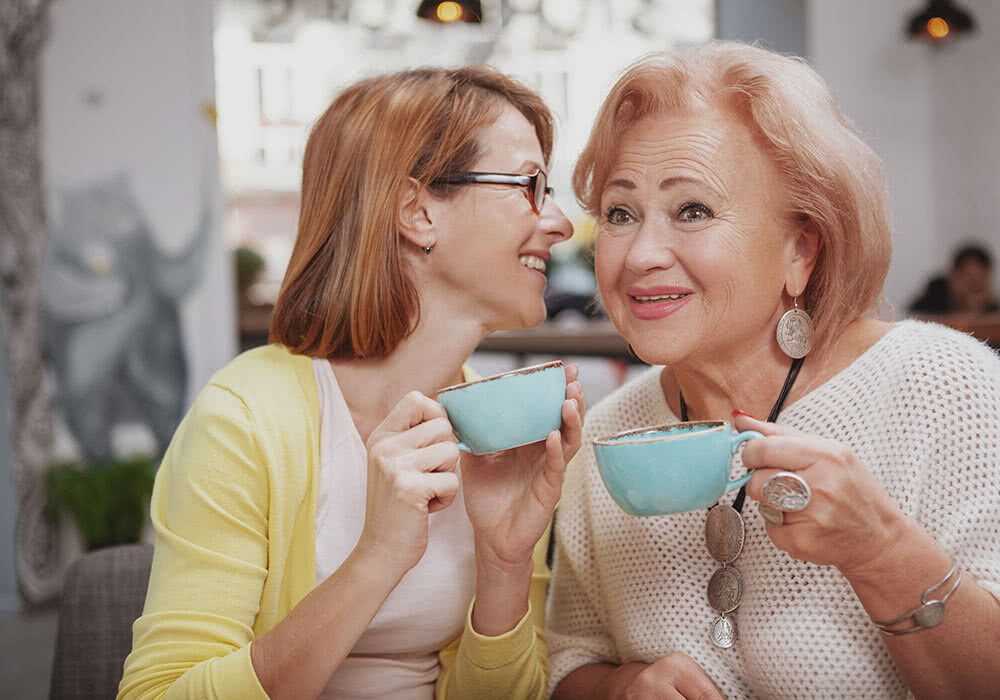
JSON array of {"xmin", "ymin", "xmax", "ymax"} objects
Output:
[{"xmin": 724, "ymin": 430, "xmax": 765, "ymax": 492}]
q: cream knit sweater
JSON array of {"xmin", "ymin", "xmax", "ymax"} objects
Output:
[{"xmin": 546, "ymin": 321, "xmax": 1000, "ymax": 699}]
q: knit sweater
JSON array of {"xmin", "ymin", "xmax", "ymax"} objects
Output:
[
  {"xmin": 118, "ymin": 344, "xmax": 551, "ymax": 700},
  {"xmin": 546, "ymin": 321, "xmax": 1000, "ymax": 699}
]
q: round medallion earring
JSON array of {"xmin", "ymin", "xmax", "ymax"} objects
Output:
[{"xmin": 776, "ymin": 295, "xmax": 813, "ymax": 359}]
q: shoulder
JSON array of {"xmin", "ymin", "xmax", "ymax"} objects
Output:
[
  {"xmin": 207, "ymin": 344, "xmax": 317, "ymax": 412},
  {"xmin": 845, "ymin": 320, "xmax": 1000, "ymax": 409}
]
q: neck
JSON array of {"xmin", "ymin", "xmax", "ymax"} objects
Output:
[
  {"xmin": 667, "ymin": 318, "xmax": 890, "ymax": 422},
  {"xmin": 330, "ymin": 301, "xmax": 488, "ymax": 441}
]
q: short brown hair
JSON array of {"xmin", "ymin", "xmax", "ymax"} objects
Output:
[
  {"xmin": 574, "ymin": 41, "xmax": 892, "ymax": 353},
  {"xmin": 270, "ymin": 66, "xmax": 554, "ymax": 358}
]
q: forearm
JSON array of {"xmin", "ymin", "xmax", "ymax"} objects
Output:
[
  {"xmin": 470, "ymin": 538, "xmax": 533, "ymax": 636},
  {"xmin": 844, "ymin": 516, "xmax": 1000, "ymax": 699},
  {"xmin": 551, "ymin": 662, "xmax": 644, "ymax": 700},
  {"xmin": 250, "ymin": 548, "xmax": 405, "ymax": 700}
]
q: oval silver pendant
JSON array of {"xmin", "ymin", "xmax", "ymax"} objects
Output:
[
  {"xmin": 710, "ymin": 614, "xmax": 738, "ymax": 649},
  {"xmin": 707, "ymin": 566, "xmax": 744, "ymax": 613},
  {"xmin": 776, "ymin": 308, "xmax": 812, "ymax": 359},
  {"xmin": 705, "ymin": 505, "xmax": 745, "ymax": 564}
]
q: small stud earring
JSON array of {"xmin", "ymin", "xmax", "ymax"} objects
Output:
[{"xmin": 424, "ymin": 244, "xmax": 433, "ymax": 255}]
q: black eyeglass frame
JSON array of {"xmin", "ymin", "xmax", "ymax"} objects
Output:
[{"xmin": 431, "ymin": 170, "xmax": 553, "ymax": 214}]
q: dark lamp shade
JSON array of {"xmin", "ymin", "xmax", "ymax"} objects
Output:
[{"xmin": 905, "ymin": 0, "xmax": 976, "ymax": 41}]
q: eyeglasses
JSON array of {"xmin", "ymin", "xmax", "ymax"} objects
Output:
[{"xmin": 431, "ymin": 169, "xmax": 552, "ymax": 214}]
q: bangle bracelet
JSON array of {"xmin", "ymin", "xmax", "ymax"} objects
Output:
[{"xmin": 872, "ymin": 558, "xmax": 962, "ymax": 636}]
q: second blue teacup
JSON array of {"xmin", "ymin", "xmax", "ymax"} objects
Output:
[
  {"xmin": 593, "ymin": 420, "xmax": 764, "ymax": 516},
  {"xmin": 438, "ymin": 360, "xmax": 566, "ymax": 455}
]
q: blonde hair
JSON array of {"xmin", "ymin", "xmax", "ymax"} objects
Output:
[
  {"xmin": 270, "ymin": 66, "xmax": 554, "ymax": 358},
  {"xmin": 574, "ymin": 41, "xmax": 892, "ymax": 353}
]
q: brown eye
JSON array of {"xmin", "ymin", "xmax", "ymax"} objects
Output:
[
  {"xmin": 677, "ymin": 202, "xmax": 712, "ymax": 222},
  {"xmin": 605, "ymin": 206, "xmax": 635, "ymax": 226}
]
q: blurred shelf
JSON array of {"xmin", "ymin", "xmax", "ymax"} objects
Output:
[{"xmin": 238, "ymin": 301, "xmax": 635, "ymax": 359}]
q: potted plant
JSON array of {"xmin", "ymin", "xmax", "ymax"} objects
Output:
[{"xmin": 46, "ymin": 455, "xmax": 158, "ymax": 551}]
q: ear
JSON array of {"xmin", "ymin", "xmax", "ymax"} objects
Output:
[
  {"xmin": 785, "ymin": 217, "xmax": 822, "ymax": 298},
  {"xmin": 397, "ymin": 177, "xmax": 436, "ymax": 251}
]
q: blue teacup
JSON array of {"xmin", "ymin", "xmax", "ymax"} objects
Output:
[
  {"xmin": 593, "ymin": 420, "xmax": 764, "ymax": 516},
  {"xmin": 438, "ymin": 360, "xmax": 566, "ymax": 455}
]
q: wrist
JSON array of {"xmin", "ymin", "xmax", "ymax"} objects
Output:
[
  {"xmin": 347, "ymin": 542, "xmax": 409, "ymax": 592},
  {"xmin": 471, "ymin": 544, "xmax": 533, "ymax": 637},
  {"xmin": 603, "ymin": 662, "xmax": 646, "ymax": 700}
]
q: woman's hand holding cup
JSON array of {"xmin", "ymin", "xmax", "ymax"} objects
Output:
[
  {"xmin": 458, "ymin": 362, "xmax": 584, "ymax": 570},
  {"xmin": 355, "ymin": 391, "xmax": 462, "ymax": 576},
  {"xmin": 736, "ymin": 413, "xmax": 908, "ymax": 577}
]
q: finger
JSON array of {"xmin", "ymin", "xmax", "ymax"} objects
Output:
[
  {"xmin": 559, "ymin": 394, "xmax": 584, "ymax": 459},
  {"xmin": 412, "ymin": 441, "xmax": 461, "ymax": 474},
  {"xmin": 388, "ymin": 416, "xmax": 458, "ymax": 450},
  {"xmin": 566, "ymin": 379, "xmax": 586, "ymax": 417},
  {"xmin": 740, "ymin": 434, "xmax": 843, "ymax": 472},
  {"xmin": 562, "ymin": 362, "xmax": 579, "ymax": 386},
  {"xmin": 415, "ymin": 471, "xmax": 460, "ymax": 513},
  {"xmin": 378, "ymin": 391, "xmax": 449, "ymax": 435},
  {"xmin": 731, "ymin": 412, "xmax": 800, "ymax": 437}
]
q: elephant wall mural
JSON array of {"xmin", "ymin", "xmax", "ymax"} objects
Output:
[{"xmin": 41, "ymin": 173, "xmax": 211, "ymax": 464}]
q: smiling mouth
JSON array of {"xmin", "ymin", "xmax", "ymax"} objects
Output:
[
  {"xmin": 631, "ymin": 293, "xmax": 690, "ymax": 303},
  {"xmin": 519, "ymin": 255, "xmax": 547, "ymax": 272}
]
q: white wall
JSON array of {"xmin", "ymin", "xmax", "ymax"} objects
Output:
[
  {"xmin": 808, "ymin": 0, "xmax": 999, "ymax": 312},
  {"xmin": 40, "ymin": 0, "xmax": 235, "ymax": 409}
]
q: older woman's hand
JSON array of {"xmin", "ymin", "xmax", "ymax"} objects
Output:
[
  {"xmin": 612, "ymin": 653, "xmax": 725, "ymax": 700},
  {"xmin": 734, "ymin": 413, "xmax": 909, "ymax": 577},
  {"xmin": 460, "ymin": 363, "xmax": 584, "ymax": 569}
]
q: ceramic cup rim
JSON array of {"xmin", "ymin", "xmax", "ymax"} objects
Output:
[
  {"xmin": 593, "ymin": 419, "xmax": 730, "ymax": 446},
  {"xmin": 437, "ymin": 360, "xmax": 564, "ymax": 395}
]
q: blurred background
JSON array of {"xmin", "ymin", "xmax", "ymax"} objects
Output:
[{"xmin": 1, "ymin": 1, "xmax": 998, "ymax": 696}]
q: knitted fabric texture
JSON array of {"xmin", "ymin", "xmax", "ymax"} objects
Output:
[{"xmin": 546, "ymin": 321, "xmax": 1000, "ymax": 699}]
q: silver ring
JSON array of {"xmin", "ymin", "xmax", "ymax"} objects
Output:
[
  {"xmin": 758, "ymin": 502, "xmax": 784, "ymax": 525},
  {"xmin": 762, "ymin": 471, "xmax": 811, "ymax": 512}
]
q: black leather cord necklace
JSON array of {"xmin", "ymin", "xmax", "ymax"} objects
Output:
[
  {"xmin": 678, "ymin": 356, "xmax": 804, "ymax": 648},
  {"xmin": 679, "ymin": 356, "xmax": 804, "ymax": 512}
]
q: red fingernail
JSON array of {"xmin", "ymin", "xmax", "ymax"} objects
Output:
[{"xmin": 732, "ymin": 409, "xmax": 754, "ymax": 418}]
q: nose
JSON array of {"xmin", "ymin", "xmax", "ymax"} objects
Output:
[
  {"xmin": 624, "ymin": 219, "xmax": 675, "ymax": 274},
  {"xmin": 537, "ymin": 195, "xmax": 574, "ymax": 244}
]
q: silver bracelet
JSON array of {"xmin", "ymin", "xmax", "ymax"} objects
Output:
[{"xmin": 872, "ymin": 558, "xmax": 962, "ymax": 636}]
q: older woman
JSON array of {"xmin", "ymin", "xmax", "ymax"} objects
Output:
[
  {"xmin": 547, "ymin": 42, "xmax": 1000, "ymax": 699},
  {"xmin": 118, "ymin": 66, "xmax": 584, "ymax": 700}
]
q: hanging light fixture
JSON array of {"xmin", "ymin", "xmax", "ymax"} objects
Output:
[
  {"xmin": 905, "ymin": 0, "xmax": 976, "ymax": 43},
  {"xmin": 416, "ymin": 0, "xmax": 483, "ymax": 24}
]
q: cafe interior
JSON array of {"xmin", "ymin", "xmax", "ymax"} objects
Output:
[{"xmin": 1, "ymin": 0, "xmax": 998, "ymax": 697}]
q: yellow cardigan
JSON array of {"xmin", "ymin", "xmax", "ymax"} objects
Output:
[{"xmin": 118, "ymin": 344, "xmax": 551, "ymax": 699}]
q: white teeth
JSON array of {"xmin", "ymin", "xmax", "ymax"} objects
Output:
[
  {"xmin": 519, "ymin": 255, "xmax": 546, "ymax": 272},
  {"xmin": 634, "ymin": 294, "xmax": 687, "ymax": 302}
]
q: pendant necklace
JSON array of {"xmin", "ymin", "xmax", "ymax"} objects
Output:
[{"xmin": 679, "ymin": 356, "xmax": 804, "ymax": 649}]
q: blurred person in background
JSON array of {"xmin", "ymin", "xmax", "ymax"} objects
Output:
[
  {"xmin": 546, "ymin": 42, "xmax": 1000, "ymax": 699},
  {"xmin": 909, "ymin": 243, "xmax": 998, "ymax": 315},
  {"xmin": 119, "ymin": 66, "xmax": 584, "ymax": 700}
]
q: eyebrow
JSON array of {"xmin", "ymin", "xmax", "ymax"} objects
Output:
[{"xmin": 604, "ymin": 175, "xmax": 704, "ymax": 191}]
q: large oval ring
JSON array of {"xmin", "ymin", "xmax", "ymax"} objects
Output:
[{"xmin": 762, "ymin": 471, "xmax": 811, "ymax": 512}]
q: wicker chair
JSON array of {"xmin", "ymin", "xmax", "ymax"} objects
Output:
[{"xmin": 49, "ymin": 544, "xmax": 152, "ymax": 700}]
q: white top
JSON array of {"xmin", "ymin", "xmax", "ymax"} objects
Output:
[
  {"xmin": 312, "ymin": 359, "xmax": 477, "ymax": 700},
  {"xmin": 546, "ymin": 321, "xmax": 1000, "ymax": 699}
]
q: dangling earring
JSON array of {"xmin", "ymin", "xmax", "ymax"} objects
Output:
[{"xmin": 776, "ymin": 295, "xmax": 813, "ymax": 359}]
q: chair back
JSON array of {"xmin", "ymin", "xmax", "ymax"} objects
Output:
[{"xmin": 49, "ymin": 543, "xmax": 153, "ymax": 700}]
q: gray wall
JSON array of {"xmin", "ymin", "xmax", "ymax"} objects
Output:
[
  {"xmin": 718, "ymin": 0, "xmax": 808, "ymax": 58},
  {"xmin": 0, "ymin": 286, "xmax": 19, "ymax": 611}
]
